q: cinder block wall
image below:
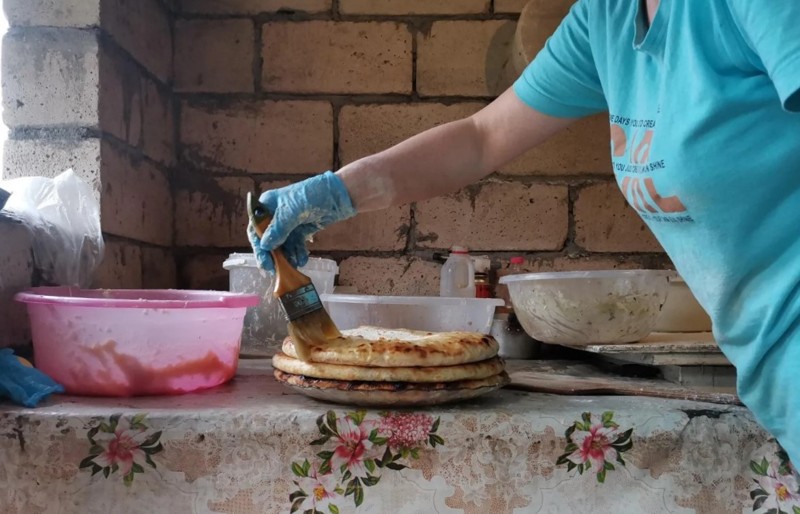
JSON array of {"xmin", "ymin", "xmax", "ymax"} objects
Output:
[
  {"xmin": 2, "ymin": 0, "xmax": 177, "ymax": 290},
  {"xmin": 1, "ymin": 0, "xmax": 669, "ymax": 301},
  {"xmin": 172, "ymin": 0, "xmax": 669, "ymax": 294}
]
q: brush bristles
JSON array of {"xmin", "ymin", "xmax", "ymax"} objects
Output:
[{"xmin": 288, "ymin": 308, "xmax": 342, "ymax": 361}]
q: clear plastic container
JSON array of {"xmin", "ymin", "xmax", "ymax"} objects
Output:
[
  {"xmin": 499, "ymin": 270, "xmax": 673, "ymax": 345},
  {"xmin": 222, "ymin": 253, "xmax": 339, "ymax": 357},
  {"xmin": 320, "ymin": 294, "xmax": 504, "ymax": 334},
  {"xmin": 224, "ymin": 253, "xmax": 338, "ymax": 296},
  {"xmin": 440, "ymin": 246, "xmax": 475, "ymax": 297},
  {"xmin": 15, "ymin": 287, "xmax": 259, "ymax": 397}
]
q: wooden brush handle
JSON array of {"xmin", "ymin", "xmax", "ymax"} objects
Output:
[
  {"xmin": 248, "ymin": 192, "xmax": 341, "ymax": 344},
  {"xmin": 270, "ymin": 250, "xmax": 312, "ymax": 298},
  {"xmin": 247, "ymin": 193, "xmax": 312, "ymax": 297}
]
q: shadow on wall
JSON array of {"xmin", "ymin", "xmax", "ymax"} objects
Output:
[
  {"xmin": 507, "ymin": 0, "xmax": 575, "ymax": 77},
  {"xmin": 487, "ymin": 20, "xmax": 519, "ymax": 96}
]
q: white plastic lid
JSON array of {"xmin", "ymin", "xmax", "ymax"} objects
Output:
[
  {"xmin": 301, "ymin": 257, "xmax": 339, "ymax": 274},
  {"xmin": 450, "ymin": 245, "xmax": 469, "ymax": 254},
  {"xmin": 223, "ymin": 253, "xmax": 338, "ymax": 274},
  {"xmin": 222, "ymin": 252, "xmax": 257, "ymax": 270}
]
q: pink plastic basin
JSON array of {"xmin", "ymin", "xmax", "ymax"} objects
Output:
[{"xmin": 15, "ymin": 287, "xmax": 260, "ymax": 397}]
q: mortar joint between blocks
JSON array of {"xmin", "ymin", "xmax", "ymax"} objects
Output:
[
  {"xmin": 567, "ymin": 184, "xmax": 579, "ymax": 248},
  {"xmin": 332, "ymin": 103, "xmax": 342, "ymax": 171},
  {"xmin": 253, "ymin": 19, "xmax": 264, "ymax": 93}
]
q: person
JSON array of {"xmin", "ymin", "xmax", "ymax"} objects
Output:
[{"xmin": 249, "ymin": 0, "xmax": 800, "ymax": 466}]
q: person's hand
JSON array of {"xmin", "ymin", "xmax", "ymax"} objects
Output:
[{"xmin": 248, "ymin": 171, "xmax": 356, "ymax": 272}]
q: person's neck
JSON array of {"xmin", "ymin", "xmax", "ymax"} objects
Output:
[{"xmin": 644, "ymin": 0, "xmax": 660, "ymax": 26}]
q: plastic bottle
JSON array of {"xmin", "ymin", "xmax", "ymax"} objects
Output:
[
  {"xmin": 496, "ymin": 256, "xmax": 526, "ymax": 305},
  {"xmin": 509, "ymin": 256, "xmax": 525, "ymax": 274},
  {"xmin": 440, "ymin": 246, "xmax": 476, "ymax": 297}
]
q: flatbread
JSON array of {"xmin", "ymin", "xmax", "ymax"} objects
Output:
[
  {"xmin": 282, "ymin": 326, "xmax": 499, "ymax": 367},
  {"xmin": 273, "ymin": 369, "xmax": 509, "ymax": 392},
  {"xmin": 272, "ymin": 352, "xmax": 505, "ymax": 383},
  {"xmin": 274, "ymin": 370, "xmax": 509, "ymax": 407}
]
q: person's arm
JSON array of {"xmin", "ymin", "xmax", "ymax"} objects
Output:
[
  {"xmin": 250, "ymin": 0, "xmax": 606, "ymax": 271},
  {"xmin": 337, "ymin": 89, "xmax": 576, "ymax": 212},
  {"xmin": 725, "ymin": 0, "xmax": 800, "ymax": 112}
]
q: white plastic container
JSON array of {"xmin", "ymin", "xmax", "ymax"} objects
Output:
[
  {"xmin": 320, "ymin": 294, "xmax": 505, "ymax": 334},
  {"xmin": 500, "ymin": 270, "xmax": 673, "ymax": 345},
  {"xmin": 440, "ymin": 246, "xmax": 476, "ymax": 297},
  {"xmin": 298, "ymin": 257, "xmax": 339, "ymax": 295},
  {"xmin": 222, "ymin": 253, "xmax": 339, "ymax": 357}
]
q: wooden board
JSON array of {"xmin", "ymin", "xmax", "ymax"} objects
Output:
[
  {"xmin": 504, "ymin": 360, "xmax": 740, "ymax": 406},
  {"xmin": 562, "ymin": 332, "xmax": 732, "ymax": 366},
  {"xmin": 579, "ymin": 332, "xmax": 718, "ymax": 353}
]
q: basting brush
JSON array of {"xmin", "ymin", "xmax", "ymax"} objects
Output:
[{"xmin": 247, "ymin": 192, "xmax": 342, "ymax": 361}]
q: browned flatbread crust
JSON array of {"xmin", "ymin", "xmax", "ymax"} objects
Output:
[
  {"xmin": 273, "ymin": 369, "xmax": 510, "ymax": 392},
  {"xmin": 282, "ymin": 326, "xmax": 499, "ymax": 367},
  {"xmin": 272, "ymin": 352, "xmax": 505, "ymax": 383}
]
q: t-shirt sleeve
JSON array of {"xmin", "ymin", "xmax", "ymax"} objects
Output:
[
  {"xmin": 727, "ymin": 0, "xmax": 800, "ymax": 112},
  {"xmin": 512, "ymin": 0, "xmax": 607, "ymax": 119}
]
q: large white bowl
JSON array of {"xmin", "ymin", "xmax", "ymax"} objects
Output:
[
  {"xmin": 499, "ymin": 270, "xmax": 673, "ymax": 345},
  {"xmin": 654, "ymin": 275, "xmax": 712, "ymax": 332},
  {"xmin": 319, "ymin": 294, "xmax": 505, "ymax": 334}
]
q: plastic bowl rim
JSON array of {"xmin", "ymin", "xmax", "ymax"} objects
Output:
[
  {"xmin": 14, "ymin": 287, "xmax": 261, "ymax": 309},
  {"xmin": 320, "ymin": 293, "xmax": 505, "ymax": 307},
  {"xmin": 498, "ymin": 269, "xmax": 676, "ymax": 284}
]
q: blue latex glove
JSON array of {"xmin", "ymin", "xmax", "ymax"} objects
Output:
[
  {"xmin": 249, "ymin": 171, "xmax": 356, "ymax": 272},
  {"xmin": 0, "ymin": 349, "xmax": 64, "ymax": 407}
]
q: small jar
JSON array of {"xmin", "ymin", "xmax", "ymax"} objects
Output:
[{"xmin": 475, "ymin": 272, "xmax": 491, "ymax": 298}]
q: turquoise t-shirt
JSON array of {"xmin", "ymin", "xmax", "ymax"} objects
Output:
[{"xmin": 514, "ymin": 0, "xmax": 800, "ymax": 463}]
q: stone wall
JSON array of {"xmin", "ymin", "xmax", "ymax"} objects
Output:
[
  {"xmin": 0, "ymin": 0, "xmax": 177, "ymax": 347},
  {"xmin": 0, "ymin": 214, "xmax": 34, "ymax": 347},
  {"xmin": 2, "ymin": 0, "xmax": 177, "ymax": 290}
]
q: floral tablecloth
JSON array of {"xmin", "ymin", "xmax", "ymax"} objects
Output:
[{"xmin": 1, "ymin": 360, "xmax": 797, "ymax": 514}]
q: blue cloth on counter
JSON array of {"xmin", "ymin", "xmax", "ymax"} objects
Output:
[{"xmin": 0, "ymin": 349, "xmax": 63, "ymax": 407}]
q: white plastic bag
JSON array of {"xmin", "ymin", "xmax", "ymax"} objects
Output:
[{"xmin": 1, "ymin": 169, "xmax": 104, "ymax": 288}]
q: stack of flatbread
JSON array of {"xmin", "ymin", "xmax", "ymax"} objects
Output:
[{"xmin": 272, "ymin": 326, "xmax": 509, "ymax": 406}]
